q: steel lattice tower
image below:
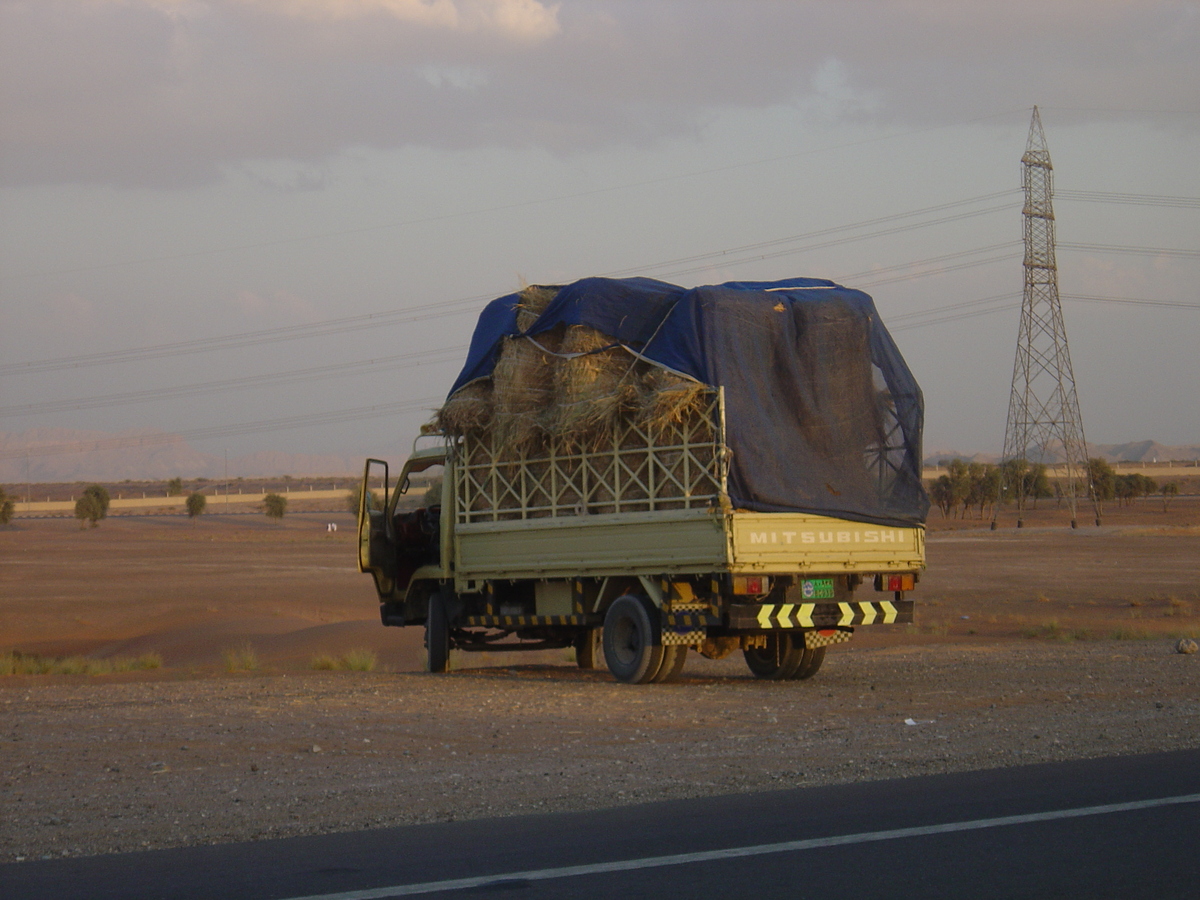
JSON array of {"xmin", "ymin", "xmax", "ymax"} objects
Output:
[{"xmin": 994, "ymin": 107, "xmax": 1098, "ymax": 529}]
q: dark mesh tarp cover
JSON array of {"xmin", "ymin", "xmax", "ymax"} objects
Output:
[{"xmin": 449, "ymin": 276, "xmax": 929, "ymax": 527}]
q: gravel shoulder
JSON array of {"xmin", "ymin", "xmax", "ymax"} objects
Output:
[{"xmin": 4, "ymin": 640, "xmax": 1199, "ymax": 862}]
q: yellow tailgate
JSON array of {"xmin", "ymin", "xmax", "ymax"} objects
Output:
[{"xmin": 729, "ymin": 512, "xmax": 924, "ymax": 573}]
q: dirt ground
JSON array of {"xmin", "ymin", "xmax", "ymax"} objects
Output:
[{"xmin": 1, "ymin": 502, "xmax": 1199, "ymax": 862}]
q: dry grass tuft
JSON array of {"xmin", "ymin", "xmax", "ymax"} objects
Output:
[
  {"xmin": 309, "ymin": 649, "xmax": 378, "ymax": 672},
  {"xmin": 1, "ymin": 651, "xmax": 162, "ymax": 676},
  {"xmin": 222, "ymin": 643, "xmax": 259, "ymax": 673}
]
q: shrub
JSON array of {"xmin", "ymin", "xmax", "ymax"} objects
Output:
[
  {"xmin": 167, "ymin": 477, "xmax": 184, "ymax": 497},
  {"xmin": 1, "ymin": 651, "xmax": 163, "ymax": 676},
  {"xmin": 223, "ymin": 643, "xmax": 259, "ymax": 672},
  {"xmin": 310, "ymin": 649, "xmax": 378, "ymax": 671},
  {"xmin": 263, "ymin": 493, "xmax": 287, "ymax": 521},
  {"xmin": 186, "ymin": 492, "xmax": 207, "ymax": 519},
  {"xmin": 341, "ymin": 648, "xmax": 378, "ymax": 672},
  {"xmin": 83, "ymin": 484, "xmax": 110, "ymax": 518},
  {"xmin": 347, "ymin": 483, "xmax": 380, "ymax": 514},
  {"xmin": 75, "ymin": 494, "xmax": 104, "ymax": 528},
  {"xmin": 0, "ymin": 486, "xmax": 14, "ymax": 524}
]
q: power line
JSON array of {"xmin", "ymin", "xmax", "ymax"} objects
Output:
[
  {"xmin": 1, "ymin": 193, "xmax": 1019, "ymax": 377},
  {"xmin": 604, "ymin": 191, "xmax": 1017, "ymax": 278},
  {"xmin": 9, "ymin": 110, "xmax": 1028, "ymax": 282},
  {"xmin": 1057, "ymin": 189, "xmax": 1200, "ymax": 210},
  {"xmin": 646, "ymin": 204, "xmax": 1016, "ymax": 282},
  {"xmin": 1063, "ymin": 294, "xmax": 1200, "ymax": 311},
  {"xmin": 1058, "ymin": 242, "xmax": 1200, "ymax": 259},
  {"xmin": 0, "ymin": 295, "xmax": 487, "ymax": 377},
  {"xmin": 1, "ymin": 398, "xmax": 442, "ymax": 460},
  {"xmin": 0, "ymin": 346, "xmax": 465, "ymax": 419}
]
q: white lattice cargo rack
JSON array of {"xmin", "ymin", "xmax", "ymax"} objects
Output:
[{"xmin": 454, "ymin": 388, "xmax": 729, "ymax": 523}]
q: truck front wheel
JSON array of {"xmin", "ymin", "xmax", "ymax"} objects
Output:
[
  {"xmin": 603, "ymin": 595, "xmax": 664, "ymax": 684},
  {"xmin": 426, "ymin": 591, "xmax": 451, "ymax": 674}
]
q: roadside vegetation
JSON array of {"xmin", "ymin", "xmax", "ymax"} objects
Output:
[
  {"xmin": 222, "ymin": 643, "xmax": 260, "ymax": 672},
  {"xmin": 2, "ymin": 651, "xmax": 162, "ymax": 676},
  {"xmin": 310, "ymin": 649, "xmax": 378, "ymax": 672},
  {"xmin": 929, "ymin": 457, "xmax": 1181, "ymax": 520},
  {"xmin": 186, "ymin": 491, "xmax": 207, "ymax": 520},
  {"xmin": 74, "ymin": 484, "xmax": 111, "ymax": 528},
  {"xmin": 262, "ymin": 492, "xmax": 287, "ymax": 521}
]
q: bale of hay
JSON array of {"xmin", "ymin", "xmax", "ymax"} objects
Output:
[
  {"xmin": 639, "ymin": 367, "xmax": 710, "ymax": 436},
  {"xmin": 553, "ymin": 327, "xmax": 640, "ymax": 444},
  {"xmin": 515, "ymin": 284, "xmax": 560, "ymax": 333},
  {"xmin": 491, "ymin": 327, "xmax": 562, "ymax": 453},
  {"xmin": 436, "ymin": 380, "xmax": 494, "ymax": 436}
]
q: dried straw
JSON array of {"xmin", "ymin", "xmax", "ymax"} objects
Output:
[
  {"xmin": 515, "ymin": 284, "xmax": 560, "ymax": 333},
  {"xmin": 553, "ymin": 326, "xmax": 641, "ymax": 444},
  {"xmin": 491, "ymin": 326, "xmax": 562, "ymax": 453},
  {"xmin": 639, "ymin": 367, "xmax": 710, "ymax": 434},
  {"xmin": 436, "ymin": 380, "xmax": 493, "ymax": 436}
]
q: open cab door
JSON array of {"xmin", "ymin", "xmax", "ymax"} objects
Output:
[
  {"xmin": 357, "ymin": 446, "xmax": 449, "ymax": 617},
  {"xmin": 357, "ymin": 458, "xmax": 395, "ymax": 597}
]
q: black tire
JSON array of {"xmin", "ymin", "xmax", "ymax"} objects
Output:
[
  {"xmin": 651, "ymin": 644, "xmax": 688, "ymax": 683},
  {"xmin": 603, "ymin": 595, "xmax": 664, "ymax": 684},
  {"xmin": 743, "ymin": 633, "xmax": 804, "ymax": 680},
  {"xmin": 575, "ymin": 627, "xmax": 604, "ymax": 670},
  {"xmin": 790, "ymin": 645, "xmax": 826, "ymax": 680},
  {"xmin": 426, "ymin": 591, "xmax": 450, "ymax": 674}
]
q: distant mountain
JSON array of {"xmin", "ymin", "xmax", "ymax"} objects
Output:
[
  {"xmin": 0, "ymin": 428, "xmax": 363, "ymax": 482},
  {"xmin": 925, "ymin": 441, "xmax": 1200, "ymax": 467}
]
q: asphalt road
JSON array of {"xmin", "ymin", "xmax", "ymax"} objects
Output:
[{"xmin": 5, "ymin": 749, "xmax": 1200, "ymax": 900}]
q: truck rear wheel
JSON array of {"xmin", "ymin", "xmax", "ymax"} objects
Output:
[
  {"xmin": 426, "ymin": 591, "xmax": 450, "ymax": 674},
  {"xmin": 603, "ymin": 595, "xmax": 664, "ymax": 684},
  {"xmin": 575, "ymin": 627, "xmax": 604, "ymax": 670},
  {"xmin": 651, "ymin": 645, "xmax": 688, "ymax": 683},
  {"xmin": 743, "ymin": 633, "xmax": 804, "ymax": 680},
  {"xmin": 789, "ymin": 646, "xmax": 826, "ymax": 680}
]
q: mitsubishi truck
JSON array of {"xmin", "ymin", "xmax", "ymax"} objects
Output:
[{"xmin": 357, "ymin": 276, "xmax": 928, "ymax": 683}]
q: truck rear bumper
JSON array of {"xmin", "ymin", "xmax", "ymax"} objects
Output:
[{"xmin": 725, "ymin": 599, "xmax": 914, "ymax": 629}]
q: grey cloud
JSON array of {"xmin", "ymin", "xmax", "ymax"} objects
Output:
[{"xmin": 1, "ymin": 0, "xmax": 1196, "ymax": 187}]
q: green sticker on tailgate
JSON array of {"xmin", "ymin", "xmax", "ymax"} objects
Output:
[{"xmin": 800, "ymin": 578, "xmax": 835, "ymax": 600}]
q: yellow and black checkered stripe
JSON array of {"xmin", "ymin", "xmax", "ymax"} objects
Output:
[
  {"xmin": 804, "ymin": 629, "xmax": 854, "ymax": 649},
  {"xmin": 462, "ymin": 615, "xmax": 591, "ymax": 628},
  {"xmin": 662, "ymin": 630, "xmax": 706, "ymax": 646},
  {"xmin": 664, "ymin": 612, "xmax": 721, "ymax": 629},
  {"xmin": 728, "ymin": 599, "xmax": 913, "ymax": 630}
]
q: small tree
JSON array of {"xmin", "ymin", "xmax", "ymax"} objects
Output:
[
  {"xmin": 186, "ymin": 492, "xmax": 207, "ymax": 520},
  {"xmin": 167, "ymin": 477, "xmax": 184, "ymax": 497},
  {"xmin": 83, "ymin": 484, "xmax": 110, "ymax": 520},
  {"xmin": 263, "ymin": 492, "xmax": 287, "ymax": 521},
  {"xmin": 0, "ymin": 485, "xmax": 15, "ymax": 525},
  {"xmin": 1161, "ymin": 482, "xmax": 1180, "ymax": 512},
  {"xmin": 75, "ymin": 493, "xmax": 103, "ymax": 528},
  {"xmin": 347, "ymin": 483, "xmax": 381, "ymax": 514},
  {"xmin": 1087, "ymin": 458, "xmax": 1116, "ymax": 514},
  {"xmin": 929, "ymin": 475, "xmax": 954, "ymax": 518}
]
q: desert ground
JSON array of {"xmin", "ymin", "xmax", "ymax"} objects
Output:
[{"xmin": 2, "ymin": 498, "xmax": 1199, "ymax": 862}]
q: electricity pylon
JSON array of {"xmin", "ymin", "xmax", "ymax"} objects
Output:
[{"xmin": 994, "ymin": 107, "xmax": 1099, "ymax": 529}]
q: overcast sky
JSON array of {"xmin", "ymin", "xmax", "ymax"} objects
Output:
[{"xmin": 1, "ymin": 0, "xmax": 1198, "ymax": 472}]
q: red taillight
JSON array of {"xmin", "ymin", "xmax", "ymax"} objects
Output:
[
  {"xmin": 732, "ymin": 575, "xmax": 770, "ymax": 595},
  {"xmin": 875, "ymin": 574, "xmax": 915, "ymax": 592}
]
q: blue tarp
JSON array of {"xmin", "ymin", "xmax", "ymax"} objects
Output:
[{"xmin": 448, "ymin": 276, "xmax": 929, "ymax": 528}]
